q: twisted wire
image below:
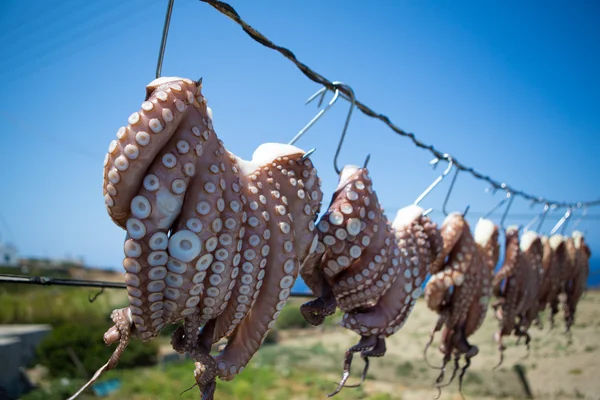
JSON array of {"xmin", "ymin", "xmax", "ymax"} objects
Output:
[
  {"xmin": 0, "ymin": 274, "xmax": 311, "ymax": 297},
  {"xmin": 198, "ymin": 0, "xmax": 600, "ymax": 210}
]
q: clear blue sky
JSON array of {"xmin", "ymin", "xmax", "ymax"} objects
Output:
[{"xmin": 0, "ymin": 0, "xmax": 598, "ymax": 271}]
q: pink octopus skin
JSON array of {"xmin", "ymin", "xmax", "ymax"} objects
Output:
[
  {"xmin": 193, "ymin": 151, "xmax": 323, "ymax": 399},
  {"xmin": 536, "ymin": 235, "xmax": 561, "ymax": 328},
  {"xmin": 465, "ymin": 218, "xmax": 500, "ymax": 338},
  {"xmin": 423, "ymin": 213, "xmax": 489, "ymax": 393},
  {"xmin": 342, "ymin": 204, "xmax": 442, "ymax": 338},
  {"xmin": 106, "ymin": 77, "xmax": 212, "ymax": 342},
  {"xmin": 321, "ymin": 166, "xmax": 396, "ymax": 310},
  {"xmin": 326, "ymin": 204, "xmax": 442, "ymax": 398},
  {"xmin": 513, "ymin": 231, "xmax": 543, "ymax": 345},
  {"xmin": 300, "ymin": 165, "xmax": 398, "ymax": 325},
  {"xmin": 71, "ymin": 76, "xmax": 324, "ymax": 400},
  {"xmin": 564, "ymin": 231, "xmax": 592, "ymax": 332},
  {"xmin": 545, "ymin": 234, "xmax": 567, "ymax": 327},
  {"xmin": 491, "ymin": 226, "xmax": 521, "ymax": 365},
  {"xmin": 209, "ymin": 152, "xmax": 323, "ymax": 344}
]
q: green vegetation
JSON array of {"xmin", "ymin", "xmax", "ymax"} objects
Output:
[
  {"xmin": 274, "ymin": 302, "xmax": 311, "ymax": 330},
  {"xmin": 0, "ymin": 284, "xmax": 124, "ymax": 326},
  {"xmin": 23, "ymin": 344, "xmax": 380, "ymax": 400},
  {"xmin": 395, "ymin": 361, "xmax": 414, "ymax": 377},
  {"xmin": 36, "ymin": 322, "xmax": 158, "ymax": 379}
]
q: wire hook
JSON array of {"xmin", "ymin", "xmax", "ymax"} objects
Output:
[
  {"xmin": 523, "ymin": 203, "xmax": 549, "ymax": 233},
  {"xmin": 156, "ymin": 0, "xmax": 175, "ymax": 79},
  {"xmin": 288, "ymin": 86, "xmax": 341, "ymax": 146},
  {"xmin": 414, "ymin": 155, "xmax": 454, "ymax": 207},
  {"xmin": 441, "ymin": 168, "xmax": 469, "ymax": 217},
  {"xmin": 483, "ymin": 190, "xmax": 514, "ymax": 230},
  {"xmin": 570, "ymin": 206, "xmax": 588, "ymax": 232},
  {"xmin": 549, "ymin": 208, "xmax": 572, "ymax": 235},
  {"xmin": 331, "ymin": 82, "xmax": 360, "ymax": 174}
]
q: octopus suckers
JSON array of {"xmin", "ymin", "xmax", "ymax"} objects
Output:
[{"xmin": 168, "ymin": 230, "xmax": 202, "ymax": 262}]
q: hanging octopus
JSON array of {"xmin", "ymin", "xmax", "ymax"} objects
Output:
[
  {"xmin": 491, "ymin": 226, "xmax": 520, "ymax": 367},
  {"xmin": 300, "ymin": 165, "xmax": 442, "ymax": 397},
  {"xmin": 536, "ymin": 234, "xmax": 564, "ymax": 329},
  {"xmin": 423, "ymin": 215, "xmax": 499, "ymax": 393},
  {"xmin": 491, "ymin": 227, "xmax": 543, "ymax": 367},
  {"xmin": 512, "ymin": 231, "xmax": 543, "ymax": 353},
  {"xmin": 562, "ymin": 231, "xmax": 591, "ymax": 333},
  {"xmin": 191, "ymin": 146, "xmax": 324, "ymax": 399},
  {"xmin": 69, "ymin": 76, "xmax": 324, "ymax": 400}
]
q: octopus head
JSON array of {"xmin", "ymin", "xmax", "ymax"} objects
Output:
[
  {"xmin": 144, "ymin": 76, "xmax": 201, "ymax": 100},
  {"xmin": 234, "ymin": 142, "xmax": 305, "ymax": 176},
  {"xmin": 519, "ymin": 230, "xmax": 540, "ymax": 252},
  {"xmin": 474, "ymin": 218, "xmax": 497, "ymax": 247},
  {"xmin": 505, "ymin": 224, "xmax": 520, "ymax": 243},
  {"xmin": 475, "ymin": 218, "xmax": 500, "ymax": 265},
  {"xmin": 391, "ymin": 204, "xmax": 424, "ymax": 230},
  {"xmin": 572, "ymin": 230, "xmax": 584, "ymax": 248},
  {"xmin": 549, "ymin": 234, "xmax": 565, "ymax": 250},
  {"xmin": 336, "ymin": 165, "xmax": 362, "ymax": 191}
]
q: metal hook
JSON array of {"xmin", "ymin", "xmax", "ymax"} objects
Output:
[
  {"xmin": 414, "ymin": 155, "xmax": 454, "ymax": 206},
  {"xmin": 549, "ymin": 208, "xmax": 572, "ymax": 236},
  {"xmin": 483, "ymin": 190, "xmax": 514, "ymax": 230},
  {"xmin": 331, "ymin": 82, "xmax": 362, "ymax": 174},
  {"xmin": 288, "ymin": 86, "xmax": 341, "ymax": 146},
  {"xmin": 523, "ymin": 203, "xmax": 549, "ymax": 233},
  {"xmin": 441, "ymin": 168, "xmax": 469, "ymax": 217},
  {"xmin": 571, "ymin": 206, "xmax": 588, "ymax": 232},
  {"xmin": 156, "ymin": 0, "xmax": 175, "ymax": 79},
  {"xmin": 88, "ymin": 287, "xmax": 105, "ymax": 303}
]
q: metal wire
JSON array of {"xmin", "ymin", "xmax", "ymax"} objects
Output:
[
  {"xmin": 198, "ymin": 0, "xmax": 600, "ymax": 210},
  {"xmin": 156, "ymin": 0, "xmax": 175, "ymax": 79},
  {"xmin": 0, "ymin": 274, "xmax": 313, "ymax": 298}
]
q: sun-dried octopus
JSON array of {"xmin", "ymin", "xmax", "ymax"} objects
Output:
[
  {"xmin": 492, "ymin": 227, "xmax": 543, "ymax": 367},
  {"xmin": 301, "ymin": 165, "xmax": 442, "ymax": 397},
  {"xmin": 536, "ymin": 235, "xmax": 564, "ymax": 329},
  {"xmin": 192, "ymin": 147, "xmax": 323, "ymax": 399},
  {"xmin": 491, "ymin": 226, "xmax": 520, "ymax": 367},
  {"xmin": 423, "ymin": 215, "xmax": 499, "ymax": 393},
  {"xmin": 512, "ymin": 231, "xmax": 543, "ymax": 353},
  {"xmin": 69, "ymin": 77, "xmax": 323, "ymax": 400},
  {"xmin": 562, "ymin": 231, "xmax": 591, "ymax": 333}
]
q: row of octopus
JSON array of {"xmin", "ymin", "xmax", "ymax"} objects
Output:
[{"xmin": 68, "ymin": 76, "xmax": 592, "ymax": 400}]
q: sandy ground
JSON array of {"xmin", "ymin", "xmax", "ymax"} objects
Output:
[{"xmin": 277, "ymin": 290, "xmax": 600, "ymax": 400}]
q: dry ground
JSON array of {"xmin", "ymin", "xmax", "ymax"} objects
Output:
[{"xmin": 277, "ymin": 290, "xmax": 600, "ymax": 400}]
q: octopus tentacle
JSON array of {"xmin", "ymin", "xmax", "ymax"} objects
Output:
[
  {"xmin": 493, "ymin": 226, "xmax": 521, "ymax": 362},
  {"xmin": 195, "ymin": 148, "xmax": 321, "ymax": 394},
  {"xmin": 430, "ymin": 214, "xmax": 466, "ymax": 273},
  {"xmin": 129, "ymin": 91, "xmax": 216, "ymax": 340},
  {"xmin": 424, "ymin": 306, "xmax": 450, "ymax": 370},
  {"xmin": 342, "ymin": 338, "xmax": 386, "ymax": 389},
  {"xmin": 103, "ymin": 77, "xmax": 200, "ymax": 228},
  {"xmin": 66, "ymin": 308, "xmax": 133, "ymax": 400},
  {"xmin": 210, "ymin": 169, "xmax": 268, "ymax": 343},
  {"xmin": 319, "ymin": 166, "xmax": 394, "ymax": 311},
  {"xmin": 341, "ymin": 210, "xmax": 431, "ymax": 338},
  {"xmin": 425, "ymin": 216, "xmax": 498, "ymax": 397},
  {"xmin": 299, "ymin": 166, "xmax": 390, "ymax": 327},
  {"xmin": 425, "ymin": 213, "xmax": 473, "ymax": 314},
  {"xmin": 327, "ymin": 335, "xmax": 378, "ymax": 397}
]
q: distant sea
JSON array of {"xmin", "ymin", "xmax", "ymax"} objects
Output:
[{"xmin": 291, "ymin": 258, "xmax": 600, "ymax": 294}]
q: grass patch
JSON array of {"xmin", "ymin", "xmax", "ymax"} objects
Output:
[
  {"xmin": 395, "ymin": 361, "xmax": 414, "ymax": 377},
  {"xmin": 274, "ymin": 302, "xmax": 310, "ymax": 330},
  {"xmin": 463, "ymin": 371, "xmax": 483, "ymax": 385},
  {"xmin": 23, "ymin": 344, "xmax": 385, "ymax": 400},
  {"xmin": 569, "ymin": 368, "xmax": 583, "ymax": 375}
]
